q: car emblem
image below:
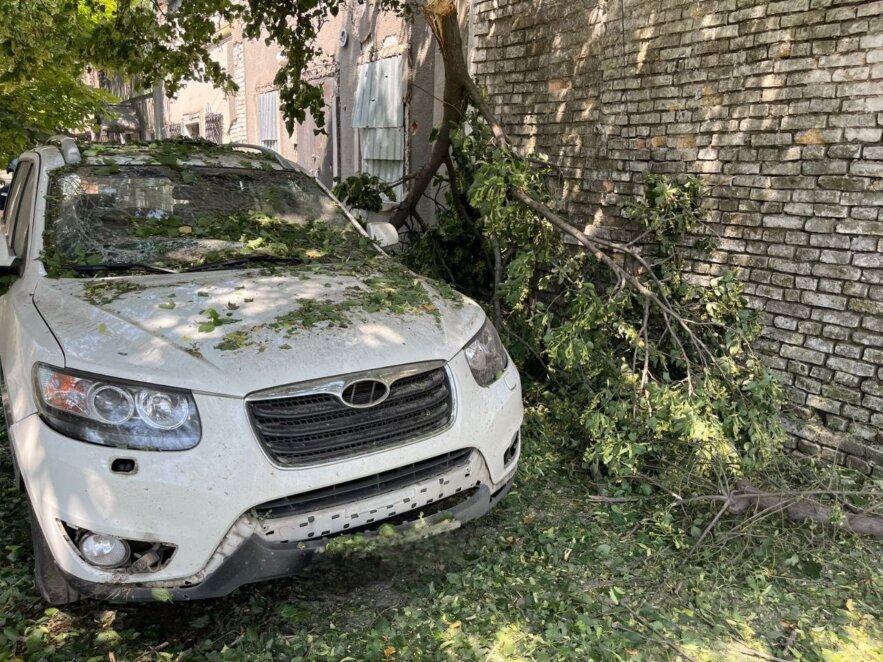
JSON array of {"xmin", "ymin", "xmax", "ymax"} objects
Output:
[{"xmin": 340, "ymin": 379, "xmax": 390, "ymax": 408}]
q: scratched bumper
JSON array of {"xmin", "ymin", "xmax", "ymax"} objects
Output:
[{"xmin": 60, "ymin": 477, "xmax": 514, "ymax": 602}]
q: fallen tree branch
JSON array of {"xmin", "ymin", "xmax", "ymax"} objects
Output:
[
  {"xmin": 510, "ymin": 190, "xmax": 711, "ymax": 365},
  {"xmin": 586, "ymin": 495, "xmax": 640, "ymax": 503},
  {"xmin": 728, "ymin": 479, "xmax": 883, "ymax": 537}
]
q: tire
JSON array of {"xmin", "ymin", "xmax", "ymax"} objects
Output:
[{"xmin": 26, "ymin": 497, "xmax": 81, "ymax": 605}]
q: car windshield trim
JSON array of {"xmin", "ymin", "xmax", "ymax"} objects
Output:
[
  {"xmin": 71, "ymin": 262, "xmax": 180, "ymax": 275},
  {"xmin": 182, "ymin": 254, "xmax": 305, "ymax": 273}
]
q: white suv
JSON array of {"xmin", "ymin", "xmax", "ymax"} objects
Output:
[{"xmin": 0, "ymin": 138, "xmax": 522, "ymax": 603}]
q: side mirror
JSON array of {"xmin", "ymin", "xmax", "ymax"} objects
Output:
[{"xmin": 366, "ymin": 221, "xmax": 399, "ymax": 248}]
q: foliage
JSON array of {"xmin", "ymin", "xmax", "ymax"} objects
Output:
[
  {"xmin": 43, "ymin": 201, "xmax": 464, "ymax": 338},
  {"xmin": 626, "ymin": 173, "xmax": 707, "ymax": 258},
  {"xmin": 405, "ymin": 115, "xmax": 784, "ymax": 482},
  {"xmin": 0, "ymin": 0, "xmax": 373, "ymax": 160},
  {"xmin": 0, "ymin": 0, "xmax": 128, "ymax": 162},
  {"xmin": 400, "ymin": 124, "xmax": 496, "ymax": 302},
  {"xmin": 0, "ymin": 0, "xmax": 431, "ymax": 164},
  {"xmin": 0, "ymin": 276, "xmax": 17, "ymax": 297},
  {"xmin": 1, "ymin": 424, "xmax": 882, "ymax": 660},
  {"xmin": 333, "ymin": 173, "xmax": 397, "ymax": 213}
]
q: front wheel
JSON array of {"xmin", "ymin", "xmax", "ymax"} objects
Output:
[{"xmin": 26, "ymin": 497, "xmax": 81, "ymax": 605}]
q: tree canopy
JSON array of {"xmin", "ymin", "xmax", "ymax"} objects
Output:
[{"xmin": 0, "ymin": 0, "xmax": 361, "ymax": 163}]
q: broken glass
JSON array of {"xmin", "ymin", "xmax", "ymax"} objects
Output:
[{"xmin": 46, "ymin": 166, "xmax": 358, "ymax": 271}]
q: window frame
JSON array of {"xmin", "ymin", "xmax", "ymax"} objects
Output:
[{"xmin": 2, "ymin": 158, "xmax": 37, "ymax": 259}]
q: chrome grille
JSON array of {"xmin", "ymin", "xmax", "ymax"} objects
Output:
[{"xmin": 248, "ymin": 366, "xmax": 453, "ymax": 466}]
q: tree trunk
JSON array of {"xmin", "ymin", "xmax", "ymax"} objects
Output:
[{"xmin": 390, "ymin": 4, "xmax": 469, "ymax": 228}]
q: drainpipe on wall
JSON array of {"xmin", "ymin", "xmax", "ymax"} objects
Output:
[
  {"xmin": 153, "ymin": 83, "xmax": 166, "ymax": 139},
  {"xmin": 332, "ymin": 83, "xmax": 340, "ymax": 181}
]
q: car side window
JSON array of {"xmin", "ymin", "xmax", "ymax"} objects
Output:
[
  {"xmin": 11, "ymin": 162, "xmax": 37, "ymax": 258},
  {"xmin": 2, "ymin": 161, "xmax": 34, "ymax": 255}
]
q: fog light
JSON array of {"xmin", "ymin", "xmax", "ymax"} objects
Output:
[
  {"xmin": 504, "ymin": 432, "xmax": 520, "ymax": 466},
  {"xmin": 78, "ymin": 533, "xmax": 130, "ymax": 568}
]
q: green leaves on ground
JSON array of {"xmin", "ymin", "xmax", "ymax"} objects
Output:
[{"xmin": 197, "ymin": 308, "xmax": 240, "ymax": 333}]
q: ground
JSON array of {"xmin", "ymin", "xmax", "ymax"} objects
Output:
[{"xmin": 1, "ymin": 422, "xmax": 881, "ymax": 661}]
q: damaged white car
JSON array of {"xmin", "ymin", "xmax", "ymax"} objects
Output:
[{"xmin": 0, "ymin": 138, "xmax": 522, "ymax": 603}]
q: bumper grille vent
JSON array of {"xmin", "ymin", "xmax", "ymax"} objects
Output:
[
  {"xmin": 254, "ymin": 449, "xmax": 474, "ymax": 519},
  {"xmin": 248, "ymin": 366, "xmax": 453, "ymax": 466}
]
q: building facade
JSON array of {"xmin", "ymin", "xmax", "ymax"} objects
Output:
[
  {"xmin": 471, "ymin": 0, "xmax": 883, "ymax": 471},
  {"xmin": 109, "ymin": 2, "xmax": 445, "ymax": 216}
]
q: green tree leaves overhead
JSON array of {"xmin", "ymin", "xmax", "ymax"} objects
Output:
[
  {"xmin": 0, "ymin": 0, "xmax": 116, "ymax": 162},
  {"xmin": 0, "ymin": 0, "xmax": 366, "ymax": 162}
]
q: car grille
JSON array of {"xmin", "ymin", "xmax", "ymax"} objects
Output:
[
  {"xmin": 248, "ymin": 366, "xmax": 454, "ymax": 466},
  {"xmin": 254, "ymin": 449, "xmax": 474, "ymax": 519}
]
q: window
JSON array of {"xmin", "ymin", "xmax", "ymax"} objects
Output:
[
  {"xmin": 12, "ymin": 163, "xmax": 37, "ymax": 257},
  {"xmin": 353, "ymin": 56, "xmax": 405, "ymax": 201},
  {"xmin": 205, "ymin": 113, "xmax": 224, "ymax": 144},
  {"xmin": 185, "ymin": 122, "xmax": 201, "ymax": 139},
  {"xmin": 258, "ymin": 91, "xmax": 280, "ymax": 151},
  {"xmin": 2, "ymin": 160, "xmax": 35, "ymax": 257}
]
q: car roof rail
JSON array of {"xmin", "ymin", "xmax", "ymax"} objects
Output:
[
  {"xmin": 46, "ymin": 135, "xmax": 82, "ymax": 165},
  {"xmin": 230, "ymin": 143, "xmax": 305, "ymax": 173}
]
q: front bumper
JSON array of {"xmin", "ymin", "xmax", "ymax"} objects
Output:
[
  {"xmin": 11, "ymin": 354, "xmax": 522, "ymax": 596},
  {"xmin": 60, "ymin": 477, "xmax": 514, "ymax": 601}
]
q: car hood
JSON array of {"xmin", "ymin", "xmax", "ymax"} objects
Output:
[{"xmin": 33, "ymin": 264, "xmax": 485, "ymax": 397}]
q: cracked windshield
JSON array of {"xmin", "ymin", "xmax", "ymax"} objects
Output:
[{"xmin": 45, "ymin": 165, "xmax": 362, "ymax": 275}]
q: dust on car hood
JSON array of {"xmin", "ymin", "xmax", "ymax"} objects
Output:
[{"xmin": 33, "ymin": 264, "xmax": 485, "ymax": 397}]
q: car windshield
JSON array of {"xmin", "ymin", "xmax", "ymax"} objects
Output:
[{"xmin": 45, "ymin": 165, "xmax": 364, "ymax": 274}]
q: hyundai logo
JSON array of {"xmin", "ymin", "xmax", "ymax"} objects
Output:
[{"xmin": 340, "ymin": 379, "xmax": 390, "ymax": 408}]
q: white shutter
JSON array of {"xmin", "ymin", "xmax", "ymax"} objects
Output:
[{"xmin": 258, "ymin": 90, "xmax": 279, "ymax": 151}]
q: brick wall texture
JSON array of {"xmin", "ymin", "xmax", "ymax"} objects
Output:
[{"xmin": 472, "ymin": 0, "xmax": 883, "ymax": 471}]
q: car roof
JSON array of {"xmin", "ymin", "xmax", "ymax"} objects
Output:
[{"xmin": 78, "ymin": 140, "xmax": 290, "ymax": 171}]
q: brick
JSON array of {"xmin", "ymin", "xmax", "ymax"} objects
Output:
[
  {"xmin": 837, "ymin": 220, "xmax": 883, "ymax": 235},
  {"xmin": 853, "ymin": 253, "xmax": 883, "ymax": 268},
  {"xmin": 845, "ymin": 128, "xmax": 883, "ymax": 142},
  {"xmin": 801, "ymin": 291, "xmax": 847, "ymax": 310},
  {"xmin": 812, "ymin": 264, "xmax": 861, "ymax": 279},
  {"xmin": 851, "ymin": 161, "xmax": 883, "ymax": 177},
  {"xmin": 827, "ymin": 356, "xmax": 876, "ymax": 377},
  {"xmin": 782, "ymin": 344, "xmax": 827, "ymax": 365}
]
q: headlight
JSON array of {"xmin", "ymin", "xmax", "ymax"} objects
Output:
[
  {"xmin": 463, "ymin": 318, "xmax": 509, "ymax": 387},
  {"xmin": 34, "ymin": 364, "xmax": 201, "ymax": 450}
]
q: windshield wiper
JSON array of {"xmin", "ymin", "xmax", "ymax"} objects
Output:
[
  {"xmin": 183, "ymin": 255, "xmax": 304, "ymax": 273},
  {"xmin": 72, "ymin": 263, "xmax": 179, "ymax": 275}
]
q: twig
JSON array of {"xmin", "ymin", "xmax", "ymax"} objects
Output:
[
  {"xmin": 781, "ymin": 625, "xmax": 798, "ymax": 659},
  {"xmin": 586, "ymin": 495, "xmax": 640, "ymax": 503},
  {"xmin": 623, "ymin": 604, "xmax": 698, "ymax": 662},
  {"xmin": 490, "ymin": 236, "xmax": 503, "ymax": 327},
  {"xmin": 134, "ymin": 642, "xmax": 169, "ymax": 662},
  {"xmin": 734, "ymin": 645, "xmax": 788, "ymax": 662},
  {"xmin": 510, "ymin": 189, "xmax": 713, "ymax": 373},
  {"xmin": 689, "ymin": 497, "xmax": 731, "ymax": 553}
]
